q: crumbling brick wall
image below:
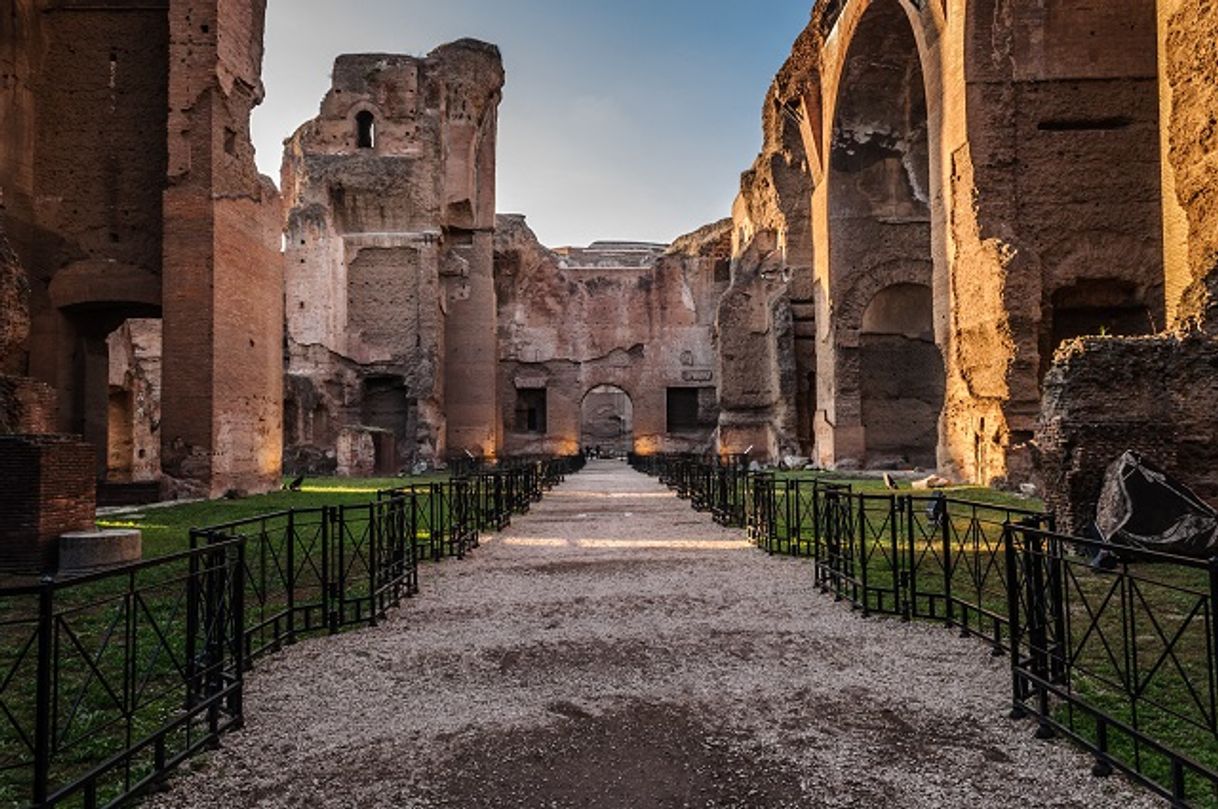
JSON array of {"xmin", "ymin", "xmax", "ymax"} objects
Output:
[
  {"xmin": 1036, "ymin": 333, "xmax": 1218, "ymax": 535},
  {"xmin": 0, "ymin": 436, "xmax": 95, "ymax": 573},
  {"xmin": 494, "ymin": 215, "xmax": 730, "ymax": 458},
  {"xmin": 282, "ymin": 43, "xmax": 504, "ymax": 474}
]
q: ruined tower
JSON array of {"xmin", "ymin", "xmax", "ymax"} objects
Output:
[{"xmin": 282, "ymin": 42, "xmax": 504, "ymax": 474}]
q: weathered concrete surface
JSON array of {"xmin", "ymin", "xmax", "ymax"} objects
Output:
[
  {"xmin": 494, "ymin": 216, "xmax": 729, "ymax": 457},
  {"xmin": 283, "ymin": 43, "xmax": 504, "ymax": 474},
  {"xmin": 147, "ymin": 461, "xmax": 1157, "ymax": 808}
]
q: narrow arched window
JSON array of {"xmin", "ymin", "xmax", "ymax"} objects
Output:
[{"xmin": 356, "ymin": 111, "xmax": 375, "ymax": 149}]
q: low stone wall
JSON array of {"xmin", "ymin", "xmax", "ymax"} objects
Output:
[
  {"xmin": 0, "ymin": 435, "xmax": 96, "ymax": 572},
  {"xmin": 1036, "ymin": 330, "xmax": 1218, "ymax": 534}
]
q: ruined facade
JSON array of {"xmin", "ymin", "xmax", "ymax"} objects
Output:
[
  {"xmin": 0, "ymin": 0, "xmax": 283, "ymax": 498},
  {"xmin": 1034, "ymin": 0, "xmax": 1218, "ymax": 532},
  {"xmin": 726, "ymin": 0, "xmax": 1170, "ymax": 481},
  {"xmin": 494, "ymin": 216, "xmax": 730, "ymax": 458},
  {"xmin": 282, "ymin": 44, "xmax": 504, "ymax": 475}
]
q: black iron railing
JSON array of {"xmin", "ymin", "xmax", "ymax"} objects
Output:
[
  {"xmin": 1005, "ymin": 524, "xmax": 1218, "ymax": 805},
  {"xmin": 632, "ymin": 452, "xmax": 1218, "ymax": 805},
  {"xmin": 0, "ymin": 454, "xmax": 585, "ymax": 808},
  {"xmin": 0, "ymin": 540, "xmax": 244, "ymax": 808}
]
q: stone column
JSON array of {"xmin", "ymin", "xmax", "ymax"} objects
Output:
[{"xmin": 161, "ymin": 0, "xmax": 282, "ymax": 497}]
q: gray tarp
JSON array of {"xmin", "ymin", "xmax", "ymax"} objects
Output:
[{"xmin": 1095, "ymin": 451, "xmax": 1218, "ymax": 558}]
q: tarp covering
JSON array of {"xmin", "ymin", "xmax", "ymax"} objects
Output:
[{"xmin": 1095, "ymin": 451, "xmax": 1218, "ymax": 558}]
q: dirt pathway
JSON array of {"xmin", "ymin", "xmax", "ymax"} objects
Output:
[{"xmin": 152, "ymin": 460, "xmax": 1158, "ymax": 808}]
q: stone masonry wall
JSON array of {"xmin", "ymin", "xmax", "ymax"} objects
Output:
[
  {"xmin": 1037, "ymin": 333, "xmax": 1218, "ymax": 535},
  {"xmin": 283, "ymin": 43, "xmax": 504, "ymax": 474},
  {"xmin": 1035, "ymin": 0, "xmax": 1218, "ymax": 528},
  {"xmin": 495, "ymin": 215, "xmax": 730, "ymax": 458}
]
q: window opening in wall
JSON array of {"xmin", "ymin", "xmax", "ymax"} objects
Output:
[
  {"xmin": 356, "ymin": 110, "xmax": 376, "ymax": 149},
  {"xmin": 515, "ymin": 388, "xmax": 547, "ymax": 434},
  {"xmin": 666, "ymin": 388, "xmax": 702, "ymax": 433}
]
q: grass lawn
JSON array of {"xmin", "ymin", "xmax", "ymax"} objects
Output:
[{"xmin": 95, "ymin": 475, "xmax": 446, "ymax": 561}]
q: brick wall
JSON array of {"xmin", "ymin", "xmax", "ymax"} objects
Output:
[
  {"xmin": 0, "ymin": 436, "xmax": 95, "ymax": 573},
  {"xmin": 1036, "ymin": 331, "xmax": 1218, "ymax": 534},
  {"xmin": 0, "ymin": 375, "xmax": 57, "ymax": 435}
]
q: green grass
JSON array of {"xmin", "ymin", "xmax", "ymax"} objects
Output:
[
  {"xmin": 94, "ymin": 475, "xmax": 446, "ymax": 561},
  {"xmin": 0, "ymin": 474, "xmax": 451, "ymax": 807}
]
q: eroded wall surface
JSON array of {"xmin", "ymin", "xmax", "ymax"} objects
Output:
[
  {"xmin": 741, "ymin": 0, "xmax": 1166, "ymax": 481},
  {"xmin": 106, "ymin": 319, "xmax": 162, "ymax": 483},
  {"xmin": 1037, "ymin": 334, "xmax": 1218, "ymax": 535},
  {"xmin": 494, "ymin": 215, "xmax": 730, "ymax": 457},
  {"xmin": 161, "ymin": 0, "xmax": 283, "ymax": 497},
  {"xmin": 1034, "ymin": 0, "xmax": 1218, "ymax": 529},
  {"xmin": 283, "ymin": 43, "xmax": 503, "ymax": 475},
  {"xmin": 1, "ymin": 0, "xmax": 282, "ymax": 497},
  {"xmin": 721, "ymin": 66, "xmax": 813, "ymax": 463},
  {"xmin": 0, "ymin": 207, "xmax": 55, "ymax": 435}
]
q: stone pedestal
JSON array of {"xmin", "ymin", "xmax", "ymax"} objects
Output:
[{"xmin": 58, "ymin": 529, "xmax": 142, "ymax": 575}]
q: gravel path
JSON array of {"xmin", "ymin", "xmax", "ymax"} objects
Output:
[{"xmin": 151, "ymin": 460, "xmax": 1160, "ymax": 808}]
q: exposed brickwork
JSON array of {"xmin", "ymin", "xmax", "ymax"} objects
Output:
[
  {"xmin": 1036, "ymin": 332, "xmax": 1218, "ymax": 535},
  {"xmin": 0, "ymin": 436, "xmax": 95, "ymax": 573},
  {"xmin": 282, "ymin": 43, "xmax": 503, "ymax": 472}
]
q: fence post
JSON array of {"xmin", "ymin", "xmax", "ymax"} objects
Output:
[
  {"xmin": 858, "ymin": 496, "xmax": 869, "ymax": 616},
  {"xmin": 891, "ymin": 492, "xmax": 911, "ymax": 618},
  {"xmin": 1027, "ymin": 531, "xmax": 1055, "ymax": 739},
  {"xmin": 286, "ymin": 510, "xmax": 296, "ymax": 646},
  {"xmin": 812, "ymin": 482, "xmax": 822, "ymax": 582},
  {"xmin": 368, "ymin": 502, "xmax": 379, "ymax": 626},
  {"xmin": 1209, "ymin": 557, "xmax": 1218, "ymax": 723},
  {"xmin": 323, "ymin": 506, "xmax": 337, "ymax": 634},
  {"xmin": 230, "ymin": 539, "xmax": 246, "ymax": 719},
  {"xmin": 1047, "ymin": 533, "xmax": 1067, "ymax": 680},
  {"xmin": 942, "ymin": 498, "xmax": 954, "ymax": 630},
  {"xmin": 1003, "ymin": 523, "xmax": 1026, "ymax": 720},
  {"xmin": 33, "ymin": 579, "xmax": 53, "ymax": 806}
]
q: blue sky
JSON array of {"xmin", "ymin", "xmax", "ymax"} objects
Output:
[{"xmin": 254, "ymin": 1, "xmax": 812, "ymax": 247}]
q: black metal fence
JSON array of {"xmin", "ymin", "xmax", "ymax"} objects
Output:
[
  {"xmin": 632, "ymin": 453, "xmax": 1218, "ymax": 806},
  {"xmin": 0, "ymin": 541, "xmax": 245, "ymax": 809},
  {"xmin": 1005, "ymin": 524, "xmax": 1218, "ymax": 805},
  {"xmin": 0, "ymin": 454, "xmax": 584, "ymax": 808}
]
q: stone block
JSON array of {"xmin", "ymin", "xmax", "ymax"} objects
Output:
[{"xmin": 58, "ymin": 530, "xmax": 142, "ymax": 575}]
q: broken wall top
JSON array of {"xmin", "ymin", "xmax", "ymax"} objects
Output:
[
  {"xmin": 283, "ymin": 39, "xmax": 504, "ymax": 235},
  {"xmin": 291, "ymin": 40, "xmax": 504, "ymax": 158}
]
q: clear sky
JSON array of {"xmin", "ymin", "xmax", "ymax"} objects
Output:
[{"xmin": 254, "ymin": 1, "xmax": 813, "ymax": 247}]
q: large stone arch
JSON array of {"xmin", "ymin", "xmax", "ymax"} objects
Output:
[
  {"xmin": 814, "ymin": 0, "xmax": 945, "ymax": 469},
  {"xmin": 579, "ymin": 384, "xmax": 634, "ymax": 456}
]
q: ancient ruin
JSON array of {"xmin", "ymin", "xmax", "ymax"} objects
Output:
[
  {"xmin": 0, "ymin": 0, "xmax": 1215, "ymax": 536},
  {"xmin": 282, "ymin": 44, "xmax": 504, "ymax": 475},
  {"xmin": 1, "ymin": 0, "xmax": 282, "ymax": 499},
  {"xmin": 494, "ymin": 216, "xmax": 730, "ymax": 459}
]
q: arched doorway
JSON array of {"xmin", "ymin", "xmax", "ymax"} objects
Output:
[
  {"xmin": 580, "ymin": 385, "xmax": 633, "ymax": 457},
  {"xmin": 827, "ymin": 0, "xmax": 939, "ymax": 468},
  {"xmin": 860, "ymin": 283, "xmax": 943, "ymax": 468}
]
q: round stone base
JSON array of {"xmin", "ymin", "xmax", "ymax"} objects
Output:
[{"xmin": 58, "ymin": 529, "xmax": 142, "ymax": 575}]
